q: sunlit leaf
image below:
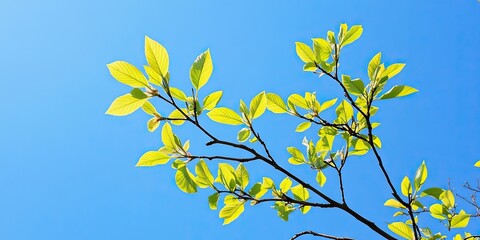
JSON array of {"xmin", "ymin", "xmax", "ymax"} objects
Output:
[
  {"xmin": 450, "ymin": 210, "xmax": 470, "ymax": 228},
  {"xmin": 414, "ymin": 161, "xmax": 427, "ymax": 191},
  {"xmin": 106, "ymin": 93, "xmax": 148, "ymax": 116},
  {"xmin": 175, "ymin": 166, "xmax": 197, "ymax": 193},
  {"xmin": 203, "ymin": 91, "xmax": 223, "ymax": 110},
  {"xmin": 266, "ymin": 93, "xmax": 288, "ymax": 113},
  {"xmin": 190, "ymin": 49, "xmax": 213, "ymax": 90},
  {"xmin": 145, "ymin": 36, "xmax": 169, "ymax": 78},
  {"xmin": 208, "ymin": 192, "xmax": 219, "ymax": 210},
  {"xmin": 291, "ymin": 185, "xmax": 309, "ymax": 201},
  {"xmin": 341, "ymin": 25, "xmax": 363, "ymax": 46},
  {"xmin": 387, "ymin": 222, "xmax": 414, "ymax": 240},
  {"xmin": 368, "ymin": 52, "xmax": 381, "ymax": 80},
  {"xmin": 250, "ymin": 92, "xmax": 267, "ymax": 119},
  {"xmin": 295, "ymin": 122, "xmax": 311, "ymax": 132},
  {"xmin": 235, "ymin": 163, "xmax": 249, "ymax": 190},
  {"xmin": 295, "ymin": 42, "xmax": 315, "ymax": 63},
  {"xmin": 107, "ymin": 61, "xmax": 149, "ymax": 88},
  {"xmin": 219, "ymin": 201, "xmax": 245, "ymax": 225},
  {"xmin": 401, "ymin": 176, "xmax": 412, "ymax": 197},
  {"xmin": 316, "ymin": 171, "xmax": 327, "ymax": 187},
  {"xmin": 312, "ymin": 38, "xmax": 331, "ymax": 62},
  {"xmin": 136, "ymin": 151, "xmax": 170, "ymax": 166},
  {"xmin": 207, "ymin": 107, "xmax": 244, "ymax": 125},
  {"xmin": 195, "ymin": 160, "xmax": 214, "ymax": 188},
  {"xmin": 379, "ymin": 85, "xmax": 418, "ymax": 100}
]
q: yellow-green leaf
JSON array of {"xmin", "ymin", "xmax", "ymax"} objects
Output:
[
  {"xmin": 381, "ymin": 63, "xmax": 405, "ymax": 80},
  {"xmin": 388, "ymin": 222, "xmax": 414, "ymax": 240},
  {"xmin": 279, "ymin": 177, "xmax": 292, "ymax": 193},
  {"xmin": 291, "ymin": 185, "xmax": 309, "ymax": 201},
  {"xmin": 287, "ymin": 147, "xmax": 305, "ymax": 165},
  {"xmin": 219, "ymin": 201, "xmax": 244, "ymax": 225},
  {"xmin": 320, "ymin": 98, "xmax": 337, "ymax": 112},
  {"xmin": 429, "ymin": 203, "xmax": 447, "ymax": 220},
  {"xmin": 175, "ymin": 166, "xmax": 197, "ymax": 193},
  {"xmin": 195, "ymin": 160, "xmax": 214, "ymax": 188},
  {"xmin": 168, "ymin": 109, "xmax": 187, "ymax": 125},
  {"xmin": 161, "ymin": 123, "xmax": 177, "ymax": 149},
  {"xmin": 190, "ymin": 49, "xmax": 213, "ymax": 90},
  {"xmin": 379, "ymin": 85, "xmax": 418, "ymax": 100},
  {"xmin": 147, "ymin": 117, "xmax": 160, "ymax": 132},
  {"xmin": 217, "ymin": 163, "xmax": 237, "ymax": 191},
  {"xmin": 106, "ymin": 93, "xmax": 147, "ymax": 116},
  {"xmin": 450, "ymin": 210, "xmax": 470, "ymax": 228},
  {"xmin": 144, "ymin": 65, "xmax": 162, "ymax": 86},
  {"xmin": 335, "ymin": 100, "xmax": 353, "ymax": 123},
  {"xmin": 368, "ymin": 52, "xmax": 382, "ymax": 80},
  {"xmin": 295, "ymin": 122, "xmax": 311, "ymax": 132},
  {"xmin": 401, "ymin": 176, "xmax": 412, "ymax": 197},
  {"xmin": 208, "ymin": 192, "xmax": 219, "ymax": 210},
  {"xmin": 474, "ymin": 160, "xmax": 480, "ymax": 167},
  {"xmin": 203, "ymin": 91, "xmax": 223, "ymax": 110},
  {"xmin": 316, "ymin": 171, "xmax": 327, "ymax": 187},
  {"xmin": 440, "ymin": 190, "xmax": 455, "ymax": 209},
  {"xmin": 235, "ymin": 163, "xmax": 249, "ymax": 190},
  {"xmin": 266, "ymin": 93, "xmax": 288, "ymax": 113},
  {"xmin": 145, "ymin": 36, "xmax": 169, "ymax": 78},
  {"xmin": 288, "ymin": 94, "xmax": 308, "ymax": 110},
  {"xmin": 107, "ymin": 61, "xmax": 149, "ymax": 88},
  {"xmin": 312, "ymin": 38, "xmax": 331, "ymax": 62},
  {"xmin": 414, "ymin": 161, "xmax": 427, "ymax": 191},
  {"xmin": 136, "ymin": 151, "xmax": 170, "ymax": 166},
  {"xmin": 207, "ymin": 107, "xmax": 243, "ymax": 125},
  {"xmin": 169, "ymin": 87, "xmax": 187, "ymax": 101},
  {"xmin": 141, "ymin": 101, "xmax": 158, "ymax": 116},
  {"xmin": 384, "ymin": 199, "xmax": 405, "ymax": 209},
  {"xmin": 249, "ymin": 92, "xmax": 267, "ymax": 119},
  {"xmin": 295, "ymin": 42, "xmax": 315, "ymax": 63},
  {"xmin": 342, "ymin": 25, "xmax": 363, "ymax": 46}
]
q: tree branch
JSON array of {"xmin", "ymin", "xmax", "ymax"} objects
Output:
[{"xmin": 291, "ymin": 230, "xmax": 353, "ymax": 240}]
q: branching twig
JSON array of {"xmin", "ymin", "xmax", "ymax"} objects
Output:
[{"xmin": 291, "ymin": 230, "xmax": 353, "ymax": 240}]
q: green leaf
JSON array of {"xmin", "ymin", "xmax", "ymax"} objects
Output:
[
  {"xmin": 303, "ymin": 62, "xmax": 317, "ymax": 72},
  {"xmin": 107, "ymin": 61, "xmax": 149, "ymax": 88},
  {"xmin": 190, "ymin": 49, "xmax": 213, "ymax": 90},
  {"xmin": 450, "ymin": 210, "xmax": 470, "ymax": 228},
  {"xmin": 335, "ymin": 100, "xmax": 353, "ymax": 123},
  {"xmin": 439, "ymin": 190, "xmax": 455, "ymax": 209},
  {"xmin": 144, "ymin": 65, "xmax": 162, "ymax": 86},
  {"xmin": 384, "ymin": 199, "xmax": 405, "ymax": 209},
  {"xmin": 279, "ymin": 177, "xmax": 292, "ymax": 193},
  {"xmin": 312, "ymin": 38, "xmax": 331, "ymax": 62},
  {"xmin": 217, "ymin": 163, "xmax": 237, "ymax": 191},
  {"xmin": 342, "ymin": 75, "xmax": 365, "ymax": 96},
  {"xmin": 141, "ymin": 101, "xmax": 158, "ymax": 116},
  {"xmin": 388, "ymin": 222, "xmax": 414, "ymax": 240},
  {"xmin": 401, "ymin": 176, "xmax": 412, "ymax": 197},
  {"xmin": 169, "ymin": 87, "xmax": 187, "ymax": 101},
  {"xmin": 145, "ymin": 36, "xmax": 169, "ymax": 78},
  {"xmin": 420, "ymin": 188, "xmax": 444, "ymax": 199},
  {"xmin": 175, "ymin": 166, "xmax": 197, "ymax": 193},
  {"xmin": 320, "ymin": 98, "xmax": 338, "ymax": 112},
  {"xmin": 168, "ymin": 109, "xmax": 186, "ymax": 125},
  {"xmin": 288, "ymin": 94, "xmax": 308, "ymax": 110},
  {"xmin": 429, "ymin": 203, "xmax": 447, "ymax": 220},
  {"xmin": 381, "ymin": 63, "xmax": 405, "ymax": 81},
  {"xmin": 207, "ymin": 107, "xmax": 244, "ymax": 125},
  {"xmin": 136, "ymin": 151, "xmax": 170, "ymax": 166},
  {"xmin": 195, "ymin": 160, "xmax": 214, "ymax": 188},
  {"xmin": 219, "ymin": 201, "xmax": 244, "ymax": 225},
  {"xmin": 295, "ymin": 42, "xmax": 315, "ymax": 63},
  {"xmin": 287, "ymin": 147, "xmax": 306, "ymax": 165},
  {"xmin": 161, "ymin": 122, "xmax": 177, "ymax": 149},
  {"xmin": 266, "ymin": 93, "xmax": 287, "ymax": 113},
  {"xmin": 379, "ymin": 85, "xmax": 418, "ymax": 100},
  {"xmin": 414, "ymin": 161, "xmax": 427, "ymax": 191},
  {"xmin": 341, "ymin": 25, "xmax": 363, "ymax": 46},
  {"xmin": 203, "ymin": 91, "xmax": 223, "ymax": 110},
  {"xmin": 249, "ymin": 183, "xmax": 267, "ymax": 199},
  {"xmin": 237, "ymin": 128, "xmax": 251, "ymax": 142},
  {"xmin": 130, "ymin": 88, "xmax": 148, "ymax": 99},
  {"xmin": 261, "ymin": 177, "xmax": 275, "ymax": 190},
  {"xmin": 291, "ymin": 185, "xmax": 309, "ymax": 201},
  {"xmin": 249, "ymin": 92, "xmax": 267, "ymax": 119},
  {"xmin": 295, "ymin": 122, "xmax": 311, "ymax": 132},
  {"xmin": 147, "ymin": 117, "xmax": 160, "ymax": 132},
  {"xmin": 235, "ymin": 164, "xmax": 249, "ymax": 190},
  {"xmin": 208, "ymin": 192, "xmax": 219, "ymax": 210},
  {"xmin": 368, "ymin": 52, "xmax": 381, "ymax": 81},
  {"xmin": 316, "ymin": 171, "xmax": 327, "ymax": 187},
  {"xmin": 106, "ymin": 93, "xmax": 148, "ymax": 116}
]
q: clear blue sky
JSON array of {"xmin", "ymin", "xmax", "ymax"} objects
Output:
[{"xmin": 1, "ymin": 1, "xmax": 479, "ymax": 239}]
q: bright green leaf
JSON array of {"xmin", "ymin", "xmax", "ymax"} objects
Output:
[
  {"xmin": 414, "ymin": 161, "xmax": 428, "ymax": 191},
  {"xmin": 388, "ymin": 222, "xmax": 414, "ymax": 240},
  {"xmin": 384, "ymin": 199, "xmax": 405, "ymax": 209},
  {"xmin": 279, "ymin": 177, "xmax": 292, "ymax": 193},
  {"xmin": 295, "ymin": 42, "xmax": 315, "ymax": 63},
  {"xmin": 451, "ymin": 210, "xmax": 471, "ymax": 228},
  {"xmin": 136, "ymin": 151, "xmax": 170, "ymax": 167},
  {"xmin": 107, "ymin": 61, "xmax": 149, "ymax": 88},
  {"xmin": 249, "ymin": 92, "xmax": 267, "ymax": 119},
  {"xmin": 168, "ymin": 109, "xmax": 186, "ymax": 125},
  {"xmin": 219, "ymin": 201, "xmax": 245, "ymax": 225},
  {"xmin": 342, "ymin": 25, "xmax": 363, "ymax": 46},
  {"xmin": 207, "ymin": 107, "xmax": 244, "ymax": 125},
  {"xmin": 381, "ymin": 63, "xmax": 405, "ymax": 81},
  {"xmin": 169, "ymin": 87, "xmax": 187, "ymax": 101},
  {"xmin": 288, "ymin": 94, "xmax": 309, "ymax": 110},
  {"xmin": 145, "ymin": 36, "xmax": 169, "ymax": 78},
  {"xmin": 401, "ymin": 176, "xmax": 412, "ymax": 197},
  {"xmin": 474, "ymin": 160, "xmax": 480, "ymax": 167},
  {"xmin": 379, "ymin": 85, "xmax": 418, "ymax": 100},
  {"xmin": 217, "ymin": 163, "xmax": 237, "ymax": 191},
  {"xmin": 316, "ymin": 171, "xmax": 327, "ymax": 187},
  {"xmin": 335, "ymin": 100, "xmax": 353, "ymax": 123},
  {"xmin": 440, "ymin": 190, "xmax": 455, "ymax": 209},
  {"xmin": 190, "ymin": 49, "xmax": 213, "ymax": 90},
  {"xmin": 175, "ymin": 166, "xmax": 197, "ymax": 193},
  {"xmin": 368, "ymin": 52, "xmax": 381, "ymax": 80},
  {"xmin": 287, "ymin": 147, "xmax": 305, "ymax": 165},
  {"xmin": 142, "ymin": 101, "xmax": 158, "ymax": 116},
  {"xmin": 161, "ymin": 123, "xmax": 177, "ymax": 149},
  {"xmin": 106, "ymin": 93, "xmax": 148, "ymax": 116},
  {"xmin": 203, "ymin": 91, "xmax": 223, "ymax": 110},
  {"xmin": 208, "ymin": 192, "xmax": 219, "ymax": 210},
  {"xmin": 295, "ymin": 122, "xmax": 311, "ymax": 132},
  {"xmin": 312, "ymin": 38, "xmax": 331, "ymax": 62},
  {"xmin": 429, "ymin": 203, "xmax": 447, "ymax": 220},
  {"xmin": 237, "ymin": 128, "xmax": 251, "ymax": 142},
  {"xmin": 147, "ymin": 117, "xmax": 160, "ymax": 132},
  {"xmin": 235, "ymin": 163, "xmax": 249, "ymax": 190},
  {"xmin": 320, "ymin": 98, "xmax": 337, "ymax": 112},
  {"xmin": 291, "ymin": 185, "xmax": 309, "ymax": 201},
  {"xmin": 195, "ymin": 160, "xmax": 214, "ymax": 188},
  {"xmin": 266, "ymin": 93, "xmax": 288, "ymax": 113},
  {"xmin": 342, "ymin": 75, "xmax": 365, "ymax": 96},
  {"xmin": 420, "ymin": 188, "xmax": 444, "ymax": 199}
]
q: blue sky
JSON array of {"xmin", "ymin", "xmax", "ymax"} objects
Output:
[{"xmin": 1, "ymin": 0, "xmax": 479, "ymax": 239}]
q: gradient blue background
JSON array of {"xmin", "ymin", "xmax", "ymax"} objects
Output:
[{"xmin": 1, "ymin": 1, "xmax": 479, "ymax": 239}]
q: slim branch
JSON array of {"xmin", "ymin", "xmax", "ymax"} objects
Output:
[{"xmin": 291, "ymin": 230, "xmax": 353, "ymax": 240}]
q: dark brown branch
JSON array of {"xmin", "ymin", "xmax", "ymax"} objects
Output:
[
  {"xmin": 183, "ymin": 155, "xmax": 258, "ymax": 163},
  {"xmin": 291, "ymin": 230, "xmax": 353, "ymax": 240}
]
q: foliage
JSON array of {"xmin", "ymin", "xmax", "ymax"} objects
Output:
[{"xmin": 106, "ymin": 24, "xmax": 479, "ymax": 239}]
